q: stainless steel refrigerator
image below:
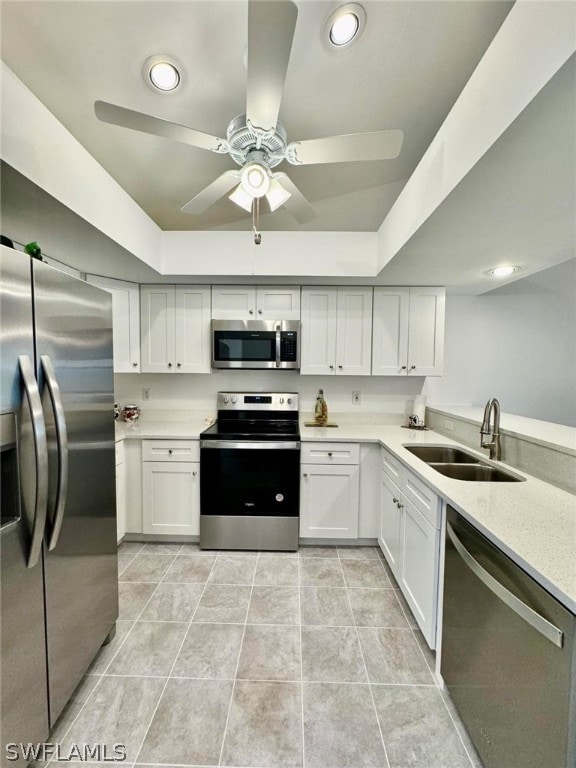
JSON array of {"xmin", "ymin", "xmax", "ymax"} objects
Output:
[{"xmin": 0, "ymin": 245, "xmax": 118, "ymax": 766}]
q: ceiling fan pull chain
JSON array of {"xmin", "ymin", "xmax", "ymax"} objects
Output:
[{"xmin": 253, "ymin": 197, "xmax": 262, "ymax": 245}]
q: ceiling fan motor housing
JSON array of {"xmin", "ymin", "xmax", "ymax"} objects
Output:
[{"xmin": 226, "ymin": 114, "xmax": 287, "ymax": 168}]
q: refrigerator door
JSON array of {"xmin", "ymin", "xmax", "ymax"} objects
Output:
[
  {"xmin": 0, "ymin": 247, "xmax": 50, "ymax": 768},
  {"xmin": 32, "ymin": 259, "xmax": 118, "ymax": 725}
]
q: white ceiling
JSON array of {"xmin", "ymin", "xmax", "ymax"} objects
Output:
[{"xmin": 0, "ymin": 0, "xmax": 513, "ymax": 231}]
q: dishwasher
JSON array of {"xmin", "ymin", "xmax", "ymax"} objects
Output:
[{"xmin": 441, "ymin": 506, "xmax": 576, "ymax": 768}]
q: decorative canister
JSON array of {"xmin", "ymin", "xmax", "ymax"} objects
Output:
[{"xmin": 122, "ymin": 404, "xmax": 141, "ymax": 422}]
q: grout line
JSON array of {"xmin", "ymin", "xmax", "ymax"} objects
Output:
[
  {"xmin": 216, "ymin": 551, "xmax": 258, "ymax": 766},
  {"xmin": 117, "ymin": 551, "xmax": 138, "ymax": 576},
  {"xmin": 132, "ymin": 553, "xmax": 219, "ymax": 766},
  {"xmin": 297, "ymin": 550, "xmax": 306, "ymax": 768},
  {"xmin": 341, "ymin": 559, "xmax": 392, "ymax": 768}
]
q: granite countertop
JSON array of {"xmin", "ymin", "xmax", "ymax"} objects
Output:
[{"xmin": 115, "ymin": 417, "xmax": 576, "ymax": 613}]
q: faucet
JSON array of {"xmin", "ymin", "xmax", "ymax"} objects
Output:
[{"xmin": 480, "ymin": 398, "xmax": 501, "ymax": 460}]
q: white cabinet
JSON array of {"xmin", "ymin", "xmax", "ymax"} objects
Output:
[
  {"xmin": 43, "ymin": 256, "xmax": 82, "ymax": 279},
  {"xmin": 301, "ymin": 442, "xmax": 360, "ymax": 538},
  {"xmin": 372, "ymin": 287, "xmax": 445, "ymax": 376},
  {"xmin": 140, "ymin": 285, "xmax": 211, "ymax": 373},
  {"xmin": 86, "ymin": 275, "xmax": 141, "ymax": 372},
  {"xmin": 378, "ymin": 448, "xmax": 441, "ymax": 648},
  {"xmin": 301, "ymin": 287, "xmax": 372, "ymax": 375},
  {"xmin": 115, "ymin": 441, "xmax": 126, "ymax": 544},
  {"xmin": 142, "ymin": 440, "xmax": 200, "ymax": 536},
  {"xmin": 211, "ymin": 285, "xmax": 300, "ymax": 320}
]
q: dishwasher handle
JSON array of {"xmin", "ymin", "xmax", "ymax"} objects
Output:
[{"xmin": 446, "ymin": 522, "xmax": 564, "ymax": 649}]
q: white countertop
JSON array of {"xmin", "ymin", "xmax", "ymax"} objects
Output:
[{"xmin": 115, "ymin": 417, "xmax": 576, "ymax": 613}]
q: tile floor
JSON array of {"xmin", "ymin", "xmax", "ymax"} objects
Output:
[{"xmin": 48, "ymin": 543, "xmax": 483, "ymax": 768}]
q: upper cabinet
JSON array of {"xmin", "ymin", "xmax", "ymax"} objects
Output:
[
  {"xmin": 372, "ymin": 287, "xmax": 445, "ymax": 376},
  {"xmin": 301, "ymin": 287, "xmax": 373, "ymax": 376},
  {"xmin": 140, "ymin": 285, "xmax": 211, "ymax": 374},
  {"xmin": 86, "ymin": 274, "xmax": 141, "ymax": 373},
  {"xmin": 211, "ymin": 285, "xmax": 300, "ymax": 320}
]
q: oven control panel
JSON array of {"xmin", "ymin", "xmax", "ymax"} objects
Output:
[{"xmin": 217, "ymin": 392, "xmax": 298, "ymax": 411}]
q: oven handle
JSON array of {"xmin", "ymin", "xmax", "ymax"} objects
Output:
[
  {"xmin": 275, "ymin": 324, "xmax": 282, "ymax": 368},
  {"xmin": 446, "ymin": 522, "xmax": 563, "ymax": 648},
  {"xmin": 201, "ymin": 440, "xmax": 300, "ymax": 450}
]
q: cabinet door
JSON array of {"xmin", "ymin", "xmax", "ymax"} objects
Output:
[
  {"xmin": 115, "ymin": 441, "xmax": 126, "ymax": 544},
  {"xmin": 256, "ymin": 286, "xmax": 300, "ymax": 320},
  {"xmin": 407, "ymin": 287, "xmax": 445, "ymax": 376},
  {"xmin": 300, "ymin": 287, "xmax": 337, "ymax": 375},
  {"xmin": 335, "ymin": 288, "xmax": 373, "ymax": 375},
  {"xmin": 372, "ymin": 287, "xmax": 409, "ymax": 376},
  {"xmin": 175, "ymin": 286, "xmax": 211, "ymax": 373},
  {"xmin": 398, "ymin": 500, "xmax": 440, "ymax": 648},
  {"xmin": 300, "ymin": 463, "xmax": 359, "ymax": 539},
  {"xmin": 211, "ymin": 286, "xmax": 256, "ymax": 319},
  {"xmin": 43, "ymin": 256, "xmax": 82, "ymax": 278},
  {"xmin": 379, "ymin": 472, "xmax": 402, "ymax": 575},
  {"xmin": 86, "ymin": 275, "xmax": 141, "ymax": 373},
  {"xmin": 142, "ymin": 461, "xmax": 200, "ymax": 536},
  {"xmin": 141, "ymin": 285, "xmax": 176, "ymax": 373}
]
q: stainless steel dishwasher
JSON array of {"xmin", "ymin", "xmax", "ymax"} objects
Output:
[{"xmin": 441, "ymin": 506, "xmax": 576, "ymax": 768}]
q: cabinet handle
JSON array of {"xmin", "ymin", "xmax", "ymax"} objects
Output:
[
  {"xmin": 192, "ymin": 471, "xmax": 197, "ymax": 476},
  {"xmin": 303, "ymin": 473, "xmax": 308, "ymax": 478},
  {"xmin": 401, "ymin": 365, "xmax": 407, "ymax": 370},
  {"xmin": 328, "ymin": 452, "xmax": 333, "ymax": 457},
  {"xmin": 397, "ymin": 502, "xmax": 403, "ymax": 509},
  {"xmin": 249, "ymin": 309, "xmax": 254, "ymax": 315},
  {"xmin": 258, "ymin": 309, "xmax": 263, "ymax": 314},
  {"xmin": 392, "ymin": 497, "xmax": 398, "ymax": 503},
  {"xmin": 338, "ymin": 365, "xmax": 343, "ymax": 370},
  {"xmin": 329, "ymin": 365, "xmax": 334, "ymax": 370},
  {"xmin": 168, "ymin": 449, "xmax": 173, "ymax": 454},
  {"xmin": 168, "ymin": 362, "xmax": 172, "ymax": 368},
  {"xmin": 133, "ymin": 362, "xmax": 138, "ymax": 367},
  {"xmin": 410, "ymin": 365, "xmax": 416, "ymax": 370},
  {"xmin": 177, "ymin": 362, "xmax": 181, "ymax": 368}
]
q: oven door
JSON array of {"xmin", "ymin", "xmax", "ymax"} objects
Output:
[{"xmin": 200, "ymin": 441, "xmax": 300, "ymax": 518}]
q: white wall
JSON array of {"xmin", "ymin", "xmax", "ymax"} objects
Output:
[
  {"xmin": 114, "ymin": 370, "xmax": 425, "ymax": 422},
  {"xmin": 425, "ymin": 259, "xmax": 576, "ymax": 426}
]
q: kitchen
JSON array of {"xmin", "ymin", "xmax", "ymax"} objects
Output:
[{"xmin": 1, "ymin": 1, "xmax": 575, "ymax": 768}]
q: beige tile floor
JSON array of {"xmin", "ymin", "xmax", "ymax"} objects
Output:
[{"xmin": 46, "ymin": 543, "xmax": 484, "ymax": 768}]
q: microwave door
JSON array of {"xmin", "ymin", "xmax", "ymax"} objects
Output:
[{"xmin": 213, "ymin": 331, "xmax": 277, "ymax": 369}]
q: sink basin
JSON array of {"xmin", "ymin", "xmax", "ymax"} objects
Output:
[
  {"xmin": 428, "ymin": 463, "xmax": 525, "ymax": 482},
  {"xmin": 403, "ymin": 445, "xmax": 482, "ymax": 464}
]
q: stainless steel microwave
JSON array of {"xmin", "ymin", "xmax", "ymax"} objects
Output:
[{"xmin": 211, "ymin": 320, "xmax": 300, "ymax": 370}]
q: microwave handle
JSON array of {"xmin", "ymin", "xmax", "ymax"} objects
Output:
[{"xmin": 275, "ymin": 324, "xmax": 281, "ymax": 368}]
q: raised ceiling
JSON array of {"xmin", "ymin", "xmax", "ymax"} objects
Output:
[{"xmin": 0, "ymin": 0, "xmax": 513, "ymax": 231}]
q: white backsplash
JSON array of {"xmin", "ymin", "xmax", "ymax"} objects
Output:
[{"xmin": 114, "ymin": 371, "xmax": 426, "ymax": 422}]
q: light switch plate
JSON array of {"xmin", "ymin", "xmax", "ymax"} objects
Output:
[
  {"xmin": 142, "ymin": 388, "xmax": 151, "ymax": 401},
  {"xmin": 352, "ymin": 391, "xmax": 361, "ymax": 404}
]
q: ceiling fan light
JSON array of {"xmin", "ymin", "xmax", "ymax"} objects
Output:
[
  {"xmin": 143, "ymin": 55, "xmax": 182, "ymax": 93},
  {"xmin": 241, "ymin": 162, "xmax": 270, "ymax": 198},
  {"xmin": 229, "ymin": 184, "xmax": 254, "ymax": 212},
  {"xmin": 266, "ymin": 179, "xmax": 291, "ymax": 211}
]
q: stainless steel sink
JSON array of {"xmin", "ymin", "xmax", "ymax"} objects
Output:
[
  {"xmin": 428, "ymin": 463, "xmax": 525, "ymax": 482},
  {"xmin": 403, "ymin": 445, "xmax": 481, "ymax": 464}
]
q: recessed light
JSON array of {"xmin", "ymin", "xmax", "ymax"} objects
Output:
[
  {"xmin": 323, "ymin": 4, "xmax": 366, "ymax": 50},
  {"xmin": 488, "ymin": 266, "xmax": 520, "ymax": 278},
  {"xmin": 143, "ymin": 55, "xmax": 182, "ymax": 93}
]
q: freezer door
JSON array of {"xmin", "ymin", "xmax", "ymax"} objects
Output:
[
  {"xmin": 32, "ymin": 259, "xmax": 118, "ymax": 726},
  {"xmin": 0, "ymin": 247, "xmax": 50, "ymax": 768}
]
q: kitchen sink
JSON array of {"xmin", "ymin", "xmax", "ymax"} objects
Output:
[
  {"xmin": 428, "ymin": 463, "xmax": 525, "ymax": 482},
  {"xmin": 403, "ymin": 445, "xmax": 481, "ymax": 464}
]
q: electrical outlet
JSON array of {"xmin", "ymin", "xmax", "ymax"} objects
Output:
[
  {"xmin": 142, "ymin": 388, "xmax": 151, "ymax": 401},
  {"xmin": 352, "ymin": 391, "xmax": 361, "ymax": 404},
  {"xmin": 445, "ymin": 419, "xmax": 454, "ymax": 431}
]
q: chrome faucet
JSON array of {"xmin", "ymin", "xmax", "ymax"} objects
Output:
[{"xmin": 480, "ymin": 398, "xmax": 501, "ymax": 460}]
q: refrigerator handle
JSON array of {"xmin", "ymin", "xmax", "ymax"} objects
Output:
[
  {"xmin": 18, "ymin": 355, "xmax": 49, "ymax": 568},
  {"xmin": 40, "ymin": 356, "xmax": 69, "ymax": 551}
]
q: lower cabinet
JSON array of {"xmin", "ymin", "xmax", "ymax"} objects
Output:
[
  {"xmin": 142, "ymin": 440, "xmax": 200, "ymax": 536},
  {"xmin": 379, "ymin": 462, "xmax": 441, "ymax": 648},
  {"xmin": 300, "ymin": 463, "xmax": 360, "ymax": 539}
]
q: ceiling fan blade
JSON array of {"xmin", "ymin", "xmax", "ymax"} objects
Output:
[
  {"xmin": 94, "ymin": 101, "xmax": 227, "ymax": 153},
  {"xmin": 273, "ymin": 174, "xmax": 316, "ymax": 224},
  {"xmin": 287, "ymin": 130, "xmax": 404, "ymax": 165},
  {"xmin": 181, "ymin": 171, "xmax": 241, "ymax": 214},
  {"xmin": 246, "ymin": 0, "xmax": 298, "ymax": 132}
]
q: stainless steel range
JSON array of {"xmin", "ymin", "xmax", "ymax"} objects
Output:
[{"xmin": 200, "ymin": 392, "xmax": 300, "ymax": 551}]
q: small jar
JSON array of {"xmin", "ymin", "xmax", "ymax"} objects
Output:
[{"xmin": 122, "ymin": 404, "xmax": 140, "ymax": 422}]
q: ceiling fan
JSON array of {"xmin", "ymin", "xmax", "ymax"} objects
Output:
[{"xmin": 94, "ymin": 0, "xmax": 403, "ymax": 239}]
